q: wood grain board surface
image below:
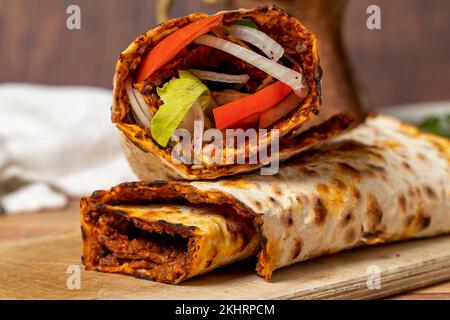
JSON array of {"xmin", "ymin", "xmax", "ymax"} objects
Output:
[{"xmin": 1, "ymin": 224, "xmax": 450, "ymax": 300}]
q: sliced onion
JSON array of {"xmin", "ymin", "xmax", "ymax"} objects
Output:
[
  {"xmin": 177, "ymin": 101, "xmax": 203, "ymax": 133},
  {"xmin": 259, "ymin": 92, "xmax": 303, "ymax": 128},
  {"xmin": 192, "ymin": 105, "xmax": 205, "ymax": 158},
  {"xmin": 125, "ymin": 80, "xmax": 150, "ymax": 128},
  {"xmin": 132, "ymin": 88, "xmax": 154, "ymax": 121},
  {"xmin": 194, "ymin": 35, "xmax": 304, "ymax": 96},
  {"xmin": 223, "ymin": 25, "xmax": 284, "ymax": 61},
  {"xmin": 188, "ymin": 69, "xmax": 249, "ymax": 84},
  {"xmin": 176, "ymin": 100, "xmax": 205, "ymax": 155}
]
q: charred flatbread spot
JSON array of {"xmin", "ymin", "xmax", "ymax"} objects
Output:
[
  {"xmin": 415, "ymin": 207, "xmax": 432, "ymax": 231},
  {"xmin": 291, "ymin": 238, "xmax": 302, "ymax": 260},
  {"xmin": 408, "ymin": 187, "xmax": 416, "ymax": 198},
  {"xmin": 417, "ymin": 153, "xmax": 427, "ymax": 162},
  {"xmin": 205, "ymin": 247, "xmax": 219, "ymax": 269},
  {"xmin": 253, "ymin": 200, "xmax": 263, "ymax": 211},
  {"xmin": 420, "ymin": 215, "xmax": 432, "ymax": 230},
  {"xmin": 146, "ymin": 180, "xmax": 168, "ymax": 187},
  {"xmin": 430, "ymin": 140, "xmax": 446, "ymax": 156},
  {"xmin": 317, "ymin": 183, "xmax": 329, "ymax": 194},
  {"xmin": 269, "ymin": 196, "xmax": 277, "ymax": 204},
  {"xmin": 205, "ymin": 259, "xmax": 213, "ymax": 269},
  {"xmin": 331, "ymin": 178, "xmax": 346, "ymax": 191},
  {"xmin": 416, "ymin": 187, "xmax": 422, "ymax": 198},
  {"xmin": 288, "ymin": 216, "xmax": 293, "ymax": 226},
  {"xmin": 284, "ymin": 212, "xmax": 294, "ymax": 227},
  {"xmin": 91, "ymin": 190, "xmax": 106, "ymax": 199},
  {"xmin": 272, "ymin": 185, "xmax": 283, "ymax": 196},
  {"xmin": 366, "ymin": 193, "xmax": 383, "ymax": 226},
  {"xmin": 369, "ymin": 151, "xmax": 386, "ymax": 163},
  {"xmin": 397, "ymin": 193, "xmax": 407, "ymax": 213},
  {"xmin": 325, "ymin": 140, "xmax": 385, "ymax": 164},
  {"xmin": 335, "ymin": 140, "xmax": 371, "ymax": 152},
  {"xmin": 401, "ymin": 161, "xmax": 414, "ymax": 172},
  {"xmin": 300, "ymin": 167, "xmax": 318, "ymax": 177},
  {"xmin": 367, "ymin": 164, "xmax": 386, "ymax": 174},
  {"xmin": 405, "ymin": 214, "xmax": 415, "ymax": 227},
  {"xmin": 345, "ymin": 228, "xmax": 357, "ymax": 243},
  {"xmin": 424, "ymin": 185, "xmax": 437, "ymax": 200},
  {"xmin": 335, "ymin": 162, "xmax": 361, "ymax": 179},
  {"xmin": 340, "ymin": 209, "xmax": 354, "ymax": 228},
  {"xmin": 313, "ymin": 197, "xmax": 328, "ymax": 226},
  {"xmin": 351, "ymin": 186, "xmax": 361, "ymax": 203},
  {"xmin": 362, "ymin": 169, "xmax": 376, "ymax": 178}
]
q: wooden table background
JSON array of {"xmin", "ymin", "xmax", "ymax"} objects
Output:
[
  {"xmin": 1, "ymin": 200, "xmax": 449, "ymax": 300},
  {"xmin": 0, "ymin": 0, "xmax": 450, "ymax": 108}
]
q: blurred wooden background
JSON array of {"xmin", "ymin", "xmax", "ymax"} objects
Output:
[{"xmin": 0, "ymin": 0, "xmax": 449, "ymax": 108}]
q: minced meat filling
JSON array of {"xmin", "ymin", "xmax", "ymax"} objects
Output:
[
  {"xmin": 135, "ymin": 41, "xmax": 273, "ymax": 111},
  {"xmin": 94, "ymin": 213, "xmax": 190, "ymax": 267}
]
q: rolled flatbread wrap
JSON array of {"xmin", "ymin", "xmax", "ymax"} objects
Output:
[
  {"xmin": 81, "ymin": 115, "xmax": 450, "ymax": 283},
  {"xmin": 112, "ymin": 5, "xmax": 354, "ymax": 180}
]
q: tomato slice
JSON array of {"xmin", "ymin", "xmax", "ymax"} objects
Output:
[
  {"xmin": 259, "ymin": 92, "xmax": 305, "ymax": 128},
  {"xmin": 213, "ymin": 81, "xmax": 292, "ymax": 129},
  {"xmin": 136, "ymin": 14, "xmax": 224, "ymax": 82}
]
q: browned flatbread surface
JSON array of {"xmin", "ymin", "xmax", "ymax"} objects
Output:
[{"xmin": 81, "ymin": 115, "xmax": 450, "ymax": 283}]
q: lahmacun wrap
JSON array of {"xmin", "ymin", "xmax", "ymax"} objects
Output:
[
  {"xmin": 111, "ymin": 5, "xmax": 354, "ymax": 180},
  {"xmin": 81, "ymin": 115, "xmax": 450, "ymax": 283}
]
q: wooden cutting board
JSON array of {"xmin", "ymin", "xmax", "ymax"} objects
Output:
[{"xmin": 1, "ymin": 229, "xmax": 450, "ymax": 300}]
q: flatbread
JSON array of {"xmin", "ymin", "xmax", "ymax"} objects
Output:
[
  {"xmin": 111, "ymin": 5, "xmax": 355, "ymax": 180},
  {"xmin": 81, "ymin": 115, "xmax": 450, "ymax": 283}
]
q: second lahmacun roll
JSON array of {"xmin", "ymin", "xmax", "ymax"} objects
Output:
[{"xmin": 81, "ymin": 115, "xmax": 450, "ymax": 284}]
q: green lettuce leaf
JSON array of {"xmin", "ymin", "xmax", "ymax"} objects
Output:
[{"xmin": 151, "ymin": 70, "xmax": 209, "ymax": 147}]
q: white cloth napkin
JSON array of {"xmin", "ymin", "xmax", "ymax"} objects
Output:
[{"xmin": 0, "ymin": 84, "xmax": 136, "ymax": 214}]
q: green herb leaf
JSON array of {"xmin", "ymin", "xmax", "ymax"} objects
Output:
[
  {"xmin": 233, "ymin": 18, "xmax": 258, "ymax": 29},
  {"xmin": 151, "ymin": 70, "xmax": 209, "ymax": 147},
  {"xmin": 419, "ymin": 114, "xmax": 450, "ymax": 138}
]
